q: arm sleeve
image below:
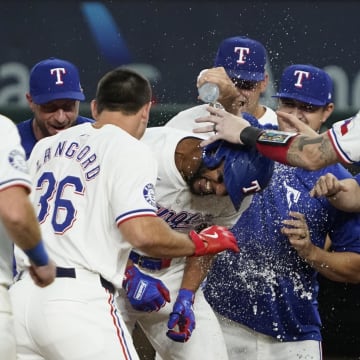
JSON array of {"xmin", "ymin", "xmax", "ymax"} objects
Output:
[{"xmin": 328, "ymin": 112, "xmax": 360, "ymax": 164}]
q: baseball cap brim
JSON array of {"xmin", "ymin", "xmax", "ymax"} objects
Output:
[
  {"xmin": 225, "ymin": 69, "xmax": 265, "ymax": 82},
  {"xmin": 32, "ymin": 91, "xmax": 85, "ymax": 105},
  {"xmin": 272, "ymin": 93, "xmax": 326, "ymax": 106}
]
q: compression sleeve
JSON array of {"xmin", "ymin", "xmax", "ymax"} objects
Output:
[{"xmin": 240, "ymin": 126, "xmax": 299, "ymax": 165}]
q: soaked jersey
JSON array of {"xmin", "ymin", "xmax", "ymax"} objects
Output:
[
  {"xmin": 328, "ymin": 111, "xmax": 360, "ymax": 164},
  {"xmin": 204, "ymin": 162, "xmax": 360, "ymax": 342},
  {"xmin": 17, "ymin": 116, "xmax": 94, "ymax": 159},
  {"xmin": 17, "ymin": 123, "xmax": 157, "ymax": 288},
  {"xmin": 0, "ymin": 115, "xmax": 31, "ymax": 286}
]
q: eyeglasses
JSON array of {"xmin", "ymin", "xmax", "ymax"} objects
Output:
[
  {"xmin": 279, "ymin": 98, "xmax": 324, "ymax": 113},
  {"xmin": 231, "ymin": 78, "xmax": 259, "ymax": 91}
]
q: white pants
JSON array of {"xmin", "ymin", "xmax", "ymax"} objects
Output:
[
  {"xmin": 217, "ymin": 313, "xmax": 323, "ymax": 360},
  {"xmin": 117, "ymin": 260, "xmax": 228, "ymax": 360},
  {"xmin": 10, "ymin": 269, "xmax": 139, "ymax": 360},
  {"xmin": 0, "ymin": 285, "xmax": 16, "ymax": 360}
]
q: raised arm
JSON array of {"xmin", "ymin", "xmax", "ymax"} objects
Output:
[{"xmin": 194, "ymin": 106, "xmax": 341, "ymax": 170}]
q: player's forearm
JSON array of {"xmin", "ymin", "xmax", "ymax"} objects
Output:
[
  {"xmin": 240, "ymin": 127, "xmax": 338, "ymax": 170},
  {"xmin": 326, "ymin": 180, "xmax": 360, "ymax": 212},
  {"xmin": 121, "ymin": 217, "xmax": 195, "ymax": 258},
  {"xmin": 305, "ymin": 247, "xmax": 360, "ymax": 283},
  {"xmin": 0, "ymin": 187, "xmax": 42, "ymax": 250},
  {"xmin": 180, "ymin": 256, "xmax": 214, "ymax": 292}
]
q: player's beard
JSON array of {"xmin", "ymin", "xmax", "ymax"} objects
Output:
[{"xmin": 185, "ymin": 162, "xmax": 210, "ymax": 195}]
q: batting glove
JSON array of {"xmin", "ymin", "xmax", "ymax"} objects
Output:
[
  {"xmin": 189, "ymin": 225, "xmax": 239, "ymax": 256},
  {"xmin": 167, "ymin": 288, "xmax": 195, "ymax": 342},
  {"xmin": 123, "ymin": 265, "xmax": 170, "ymax": 312}
]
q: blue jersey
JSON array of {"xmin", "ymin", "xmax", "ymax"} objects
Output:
[
  {"xmin": 204, "ymin": 162, "xmax": 360, "ymax": 342},
  {"xmin": 17, "ymin": 116, "xmax": 94, "ymax": 159}
]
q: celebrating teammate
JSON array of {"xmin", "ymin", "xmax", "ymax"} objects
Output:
[
  {"xmin": 118, "ymin": 126, "xmax": 274, "ymax": 360},
  {"xmin": 10, "ymin": 68, "xmax": 238, "ymax": 360},
  {"xmin": 202, "ymin": 64, "xmax": 360, "ymax": 359},
  {"xmin": 166, "ymin": 35, "xmax": 277, "ymax": 133},
  {"xmin": 17, "ymin": 57, "xmax": 93, "ymax": 159},
  {"xmin": 193, "ymin": 65, "xmax": 360, "ymax": 172},
  {"xmin": 0, "ymin": 114, "xmax": 55, "ymax": 359}
]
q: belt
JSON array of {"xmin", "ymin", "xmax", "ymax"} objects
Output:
[
  {"xmin": 129, "ymin": 250, "xmax": 171, "ymax": 271},
  {"xmin": 18, "ymin": 267, "xmax": 115, "ymax": 294},
  {"xmin": 56, "ymin": 267, "xmax": 115, "ymax": 294}
]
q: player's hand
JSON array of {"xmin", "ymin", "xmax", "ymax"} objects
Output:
[
  {"xmin": 309, "ymin": 173, "xmax": 347, "ymax": 198},
  {"xmin": 29, "ymin": 260, "xmax": 56, "ymax": 287},
  {"xmin": 281, "ymin": 211, "xmax": 314, "ymax": 259},
  {"xmin": 167, "ymin": 288, "xmax": 195, "ymax": 342},
  {"xmin": 193, "ymin": 106, "xmax": 250, "ymax": 147},
  {"xmin": 276, "ymin": 111, "xmax": 319, "ymax": 136},
  {"xmin": 189, "ymin": 225, "xmax": 239, "ymax": 256},
  {"xmin": 197, "ymin": 67, "xmax": 242, "ymax": 114},
  {"xmin": 122, "ymin": 265, "xmax": 170, "ymax": 312}
]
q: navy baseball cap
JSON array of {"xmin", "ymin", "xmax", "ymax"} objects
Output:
[
  {"xmin": 29, "ymin": 57, "xmax": 85, "ymax": 104},
  {"xmin": 213, "ymin": 36, "xmax": 267, "ymax": 81},
  {"xmin": 202, "ymin": 140, "xmax": 274, "ymax": 211},
  {"xmin": 272, "ymin": 64, "xmax": 333, "ymax": 106}
]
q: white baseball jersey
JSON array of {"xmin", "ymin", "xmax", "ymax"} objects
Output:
[
  {"xmin": 22, "ymin": 122, "xmax": 158, "ymax": 288},
  {"xmin": 0, "ymin": 115, "xmax": 31, "ymax": 287},
  {"xmin": 165, "ymin": 103, "xmax": 277, "ymax": 137},
  {"xmin": 328, "ymin": 111, "xmax": 360, "ymax": 164},
  {"xmin": 11, "ymin": 122, "xmax": 158, "ymax": 360},
  {"xmin": 118, "ymin": 126, "xmax": 251, "ymax": 360}
]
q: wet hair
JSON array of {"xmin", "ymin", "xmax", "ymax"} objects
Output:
[{"xmin": 95, "ymin": 67, "xmax": 152, "ymax": 114}]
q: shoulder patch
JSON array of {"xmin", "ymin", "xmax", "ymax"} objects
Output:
[
  {"xmin": 143, "ymin": 183, "xmax": 156, "ymax": 207},
  {"xmin": 9, "ymin": 149, "xmax": 28, "ymax": 173}
]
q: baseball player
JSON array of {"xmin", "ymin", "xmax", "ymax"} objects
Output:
[
  {"xmin": 202, "ymin": 65, "xmax": 360, "ymax": 359},
  {"xmin": 10, "ymin": 68, "xmax": 238, "ymax": 360},
  {"xmin": 165, "ymin": 35, "xmax": 277, "ymax": 134},
  {"xmin": 17, "ymin": 57, "xmax": 93, "ymax": 159},
  {"xmin": 0, "ymin": 114, "xmax": 55, "ymax": 359},
  {"xmin": 118, "ymin": 125, "xmax": 274, "ymax": 360}
]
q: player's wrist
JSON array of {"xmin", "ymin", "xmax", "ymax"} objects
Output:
[
  {"xmin": 179, "ymin": 288, "xmax": 195, "ymax": 303},
  {"xmin": 239, "ymin": 126, "xmax": 263, "ymax": 146},
  {"xmin": 24, "ymin": 240, "xmax": 49, "ymax": 266},
  {"xmin": 188, "ymin": 230, "xmax": 205, "ymax": 256}
]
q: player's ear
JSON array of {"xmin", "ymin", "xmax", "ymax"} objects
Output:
[
  {"xmin": 141, "ymin": 101, "xmax": 152, "ymax": 122},
  {"xmin": 90, "ymin": 99, "xmax": 99, "ymax": 120}
]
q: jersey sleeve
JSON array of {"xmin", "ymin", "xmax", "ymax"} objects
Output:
[
  {"xmin": 0, "ymin": 115, "xmax": 31, "ymax": 191},
  {"xmin": 328, "ymin": 112, "xmax": 360, "ymax": 164},
  {"xmin": 110, "ymin": 142, "xmax": 158, "ymax": 225}
]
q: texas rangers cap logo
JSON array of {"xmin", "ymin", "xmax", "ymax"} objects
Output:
[{"xmin": 143, "ymin": 183, "xmax": 156, "ymax": 207}]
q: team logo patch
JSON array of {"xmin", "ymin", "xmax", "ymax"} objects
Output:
[
  {"xmin": 143, "ymin": 183, "xmax": 156, "ymax": 207},
  {"xmin": 8, "ymin": 150, "xmax": 28, "ymax": 173}
]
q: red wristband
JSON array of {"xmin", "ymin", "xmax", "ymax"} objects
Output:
[{"xmin": 255, "ymin": 135, "xmax": 297, "ymax": 165}]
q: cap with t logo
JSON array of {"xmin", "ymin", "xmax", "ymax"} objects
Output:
[
  {"xmin": 29, "ymin": 57, "xmax": 85, "ymax": 104},
  {"xmin": 213, "ymin": 36, "xmax": 267, "ymax": 81},
  {"xmin": 272, "ymin": 64, "xmax": 333, "ymax": 106}
]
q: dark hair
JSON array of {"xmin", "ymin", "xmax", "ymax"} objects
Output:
[{"xmin": 95, "ymin": 67, "xmax": 152, "ymax": 114}]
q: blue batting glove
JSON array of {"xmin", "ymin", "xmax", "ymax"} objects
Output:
[
  {"xmin": 123, "ymin": 265, "xmax": 170, "ymax": 312},
  {"xmin": 167, "ymin": 288, "xmax": 195, "ymax": 342}
]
